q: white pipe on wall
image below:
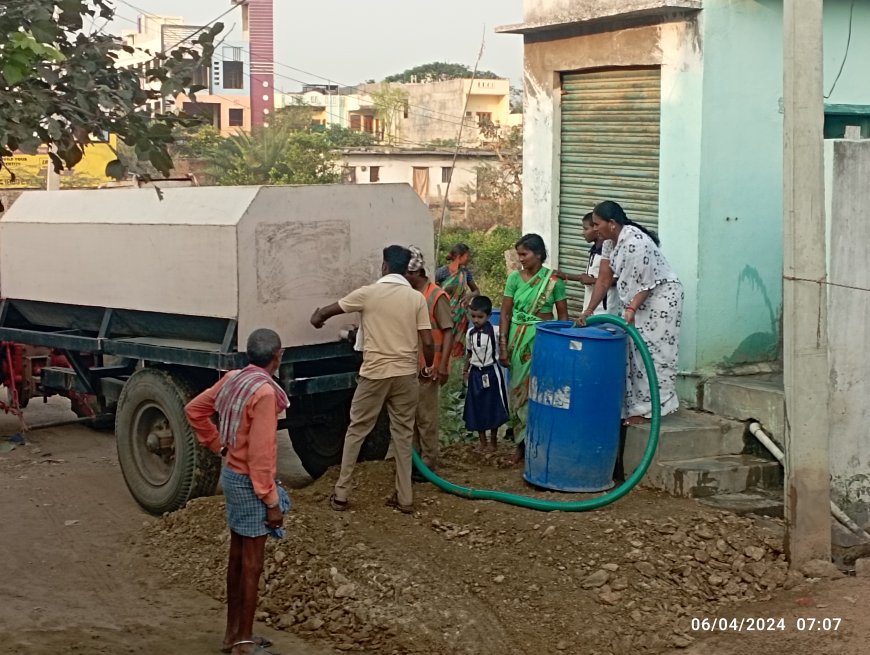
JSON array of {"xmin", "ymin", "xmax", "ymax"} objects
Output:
[{"xmin": 748, "ymin": 421, "xmax": 870, "ymax": 540}]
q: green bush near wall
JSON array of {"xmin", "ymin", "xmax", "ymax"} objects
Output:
[
  {"xmin": 436, "ymin": 226, "xmax": 521, "ymax": 304},
  {"xmin": 435, "ymin": 227, "xmax": 521, "ymax": 445}
]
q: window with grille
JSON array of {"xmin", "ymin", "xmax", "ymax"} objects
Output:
[{"xmin": 223, "ymin": 61, "xmax": 244, "ymax": 90}]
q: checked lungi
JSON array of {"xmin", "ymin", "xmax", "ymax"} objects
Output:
[{"xmin": 222, "ymin": 466, "xmax": 291, "ymax": 539}]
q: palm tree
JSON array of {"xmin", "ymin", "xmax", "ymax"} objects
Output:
[{"xmin": 206, "ymin": 126, "xmax": 340, "ymax": 186}]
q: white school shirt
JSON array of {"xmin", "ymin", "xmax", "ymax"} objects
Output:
[
  {"xmin": 466, "ymin": 325, "xmax": 499, "ymax": 368},
  {"xmin": 583, "ymin": 248, "xmax": 621, "ymax": 314}
]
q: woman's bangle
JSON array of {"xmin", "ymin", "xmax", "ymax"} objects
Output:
[{"xmin": 626, "ymin": 307, "xmax": 636, "ymax": 313}]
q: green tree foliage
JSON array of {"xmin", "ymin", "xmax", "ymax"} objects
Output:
[
  {"xmin": 171, "ymin": 125, "xmax": 225, "ymax": 160},
  {"xmin": 315, "ymin": 125, "xmax": 377, "ymax": 148},
  {"xmin": 203, "ymin": 127, "xmax": 339, "ymax": 186},
  {"xmin": 0, "ymin": 0, "xmax": 221, "ymax": 180},
  {"xmin": 384, "ymin": 62, "xmax": 500, "ymax": 83},
  {"xmin": 370, "ymin": 83, "xmax": 409, "ymax": 146},
  {"xmin": 436, "ymin": 226, "xmax": 521, "ymax": 302},
  {"xmin": 272, "ymin": 101, "xmax": 317, "ymax": 132},
  {"xmin": 463, "ymin": 123, "xmax": 523, "ymax": 230},
  {"xmin": 173, "ymin": 122, "xmax": 371, "ymax": 184},
  {"xmin": 510, "ymin": 86, "xmax": 523, "ymax": 114}
]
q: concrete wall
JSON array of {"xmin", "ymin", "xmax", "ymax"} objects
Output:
[
  {"xmin": 692, "ymin": 0, "xmax": 784, "ymax": 371},
  {"xmin": 823, "ymin": 1, "xmax": 870, "ymax": 107},
  {"xmin": 689, "ymin": 0, "xmax": 870, "ymax": 372},
  {"xmin": 340, "ymin": 153, "xmax": 495, "ymax": 203},
  {"xmin": 827, "ymin": 139, "xmax": 870, "ymax": 522}
]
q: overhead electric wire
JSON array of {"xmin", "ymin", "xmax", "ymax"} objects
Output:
[
  {"xmin": 111, "ymin": 2, "xmax": 507, "ymax": 153},
  {"xmin": 113, "ymin": 1, "xmax": 501, "ymax": 129},
  {"xmin": 824, "ymin": 0, "xmax": 855, "ymax": 100}
]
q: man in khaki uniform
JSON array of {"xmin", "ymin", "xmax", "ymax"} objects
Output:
[
  {"xmin": 404, "ymin": 246, "xmax": 454, "ymax": 479},
  {"xmin": 310, "ymin": 246, "xmax": 434, "ymax": 513}
]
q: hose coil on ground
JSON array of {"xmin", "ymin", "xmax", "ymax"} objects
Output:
[{"xmin": 412, "ymin": 314, "xmax": 660, "ymax": 511}]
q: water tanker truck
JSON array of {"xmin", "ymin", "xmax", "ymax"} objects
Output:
[{"xmin": 0, "ymin": 184, "xmax": 434, "ymax": 514}]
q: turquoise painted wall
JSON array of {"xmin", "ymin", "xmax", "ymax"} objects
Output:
[
  {"xmin": 823, "ymin": 1, "xmax": 870, "ymax": 106},
  {"xmin": 688, "ymin": 0, "xmax": 870, "ymax": 372},
  {"xmin": 657, "ymin": 22, "xmax": 704, "ymax": 378},
  {"xmin": 695, "ymin": 0, "xmax": 784, "ymax": 369}
]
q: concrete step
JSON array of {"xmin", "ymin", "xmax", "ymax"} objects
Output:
[
  {"xmin": 697, "ymin": 488, "xmax": 784, "ymax": 517},
  {"xmin": 641, "ymin": 454, "xmax": 783, "ymax": 498},
  {"xmin": 622, "ymin": 409, "xmax": 746, "ymax": 476},
  {"xmin": 702, "ymin": 374, "xmax": 784, "ymax": 439}
]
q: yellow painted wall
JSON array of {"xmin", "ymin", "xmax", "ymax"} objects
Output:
[{"xmin": 0, "ymin": 137, "xmax": 118, "ymax": 189}]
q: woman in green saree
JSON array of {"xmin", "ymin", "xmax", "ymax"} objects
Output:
[
  {"xmin": 498, "ymin": 234, "xmax": 568, "ymax": 462},
  {"xmin": 436, "ymin": 243, "xmax": 480, "ymax": 357}
]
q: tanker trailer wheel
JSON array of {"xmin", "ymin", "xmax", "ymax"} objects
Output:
[
  {"xmin": 289, "ymin": 393, "xmax": 392, "ymax": 478},
  {"xmin": 115, "ymin": 368, "xmax": 220, "ymax": 515}
]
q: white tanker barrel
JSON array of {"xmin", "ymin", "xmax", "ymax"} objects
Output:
[{"xmin": 0, "ymin": 184, "xmax": 435, "ymax": 348}]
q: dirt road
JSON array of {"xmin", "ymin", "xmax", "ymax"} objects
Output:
[
  {"xmin": 0, "ymin": 398, "xmax": 335, "ymax": 655},
  {"xmin": 2, "ymin": 399, "xmax": 868, "ymax": 655}
]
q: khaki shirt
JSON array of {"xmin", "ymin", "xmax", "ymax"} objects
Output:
[{"xmin": 340, "ymin": 282, "xmax": 431, "ymax": 379}]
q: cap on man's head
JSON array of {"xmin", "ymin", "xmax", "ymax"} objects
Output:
[{"xmin": 407, "ymin": 245, "xmax": 426, "ymax": 273}]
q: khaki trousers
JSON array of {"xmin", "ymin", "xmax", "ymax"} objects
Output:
[
  {"xmin": 333, "ymin": 374, "xmax": 418, "ymax": 507},
  {"xmin": 413, "ymin": 378, "xmax": 441, "ymax": 470}
]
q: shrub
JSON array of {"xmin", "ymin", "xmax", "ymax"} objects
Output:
[{"xmin": 435, "ymin": 226, "xmax": 521, "ymax": 303}]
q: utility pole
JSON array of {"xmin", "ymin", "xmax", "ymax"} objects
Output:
[{"xmin": 782, "ymin": 0, "xmax": 831, "ymax": 566}]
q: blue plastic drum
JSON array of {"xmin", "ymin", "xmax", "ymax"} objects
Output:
[{"xmin": 524, "ymin": 320, "xmax": 627, "ymax": 492}]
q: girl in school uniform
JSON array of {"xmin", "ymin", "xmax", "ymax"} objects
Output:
[{"xmin": 463, "ymin": 295, "xmax": 510, "ymax": 452}]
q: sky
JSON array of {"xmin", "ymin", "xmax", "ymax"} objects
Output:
[{"xmin": 108, "ymin": 0, "xmax": 525, "ymax": 90}]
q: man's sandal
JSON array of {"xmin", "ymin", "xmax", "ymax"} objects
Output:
[
  {"xmin": 230, "ymin": 639, "xmax": 277, "ymax": 654},
  {"xmin": 385, "ymin": 492, "xmax": 414, "ymax": 514},
  {"xmin": 221, "ymin": 636, "xmax": 272, "ymax": 653},
  {"xmin": 329, "ymin": 493, "xmax": 348, "ymax": 512}
]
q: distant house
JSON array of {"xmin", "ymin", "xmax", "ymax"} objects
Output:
[
  {"xmin": 361, "ymin": 78, "xmax": 515, "ymax": 147},
  {"xmin": 339, "ymin": 149, "xmax": 499, "ymax": 205},
  {"xmin": 278, "ymin": 78, "xmax": 520, "ymax": 147},
  {"xmin": 498, "ymin": 0, "xmax": 870, "ymax": 388},
  {"xmin": 117, "ymin": 1, "xmax": 276, "ymax": 135}
]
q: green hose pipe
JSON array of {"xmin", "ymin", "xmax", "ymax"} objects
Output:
[{"xmin": 412, "ymin": 314, "xmax": 660, "ymax": 511}]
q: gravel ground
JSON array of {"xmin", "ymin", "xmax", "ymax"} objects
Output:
[{"xmin": 138, "ymin": 444, "xmax": 801, "ymax": 655}]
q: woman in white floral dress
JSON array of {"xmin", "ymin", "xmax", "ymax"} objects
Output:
[{"xmin": 579, "ymin": 200, "xmax": 683, "ymax": 425}]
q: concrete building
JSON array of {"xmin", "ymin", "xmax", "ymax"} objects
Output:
[
  {"xmin": 339, "ymin": 149, "xmax": 499, "ymax": 205},
  {"xmin": 361, "ymin": 78, "xmax": 515, "ymax": 147},
  {"xmin": 279, "ymin": 78, "xmax": 518, "ymax": 146},
  {"xmin": 117, "ymin": 0, "xmax": 275, "ymax": 135},
  {"xmin": 276, "ymin": 85, "xmax": 354, "ymax": 130},
  {"xmin": 498, "ymin": 0, "xmax": 870, "ymax": 390},
  {"xmin": 499, "ymin": 0, "xmax": 870, "ymax": 519}
]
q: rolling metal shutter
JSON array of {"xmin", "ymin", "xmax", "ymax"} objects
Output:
[{"xmin": 558, "ymin": 67, "xmax": 662, "ymax": 312}]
